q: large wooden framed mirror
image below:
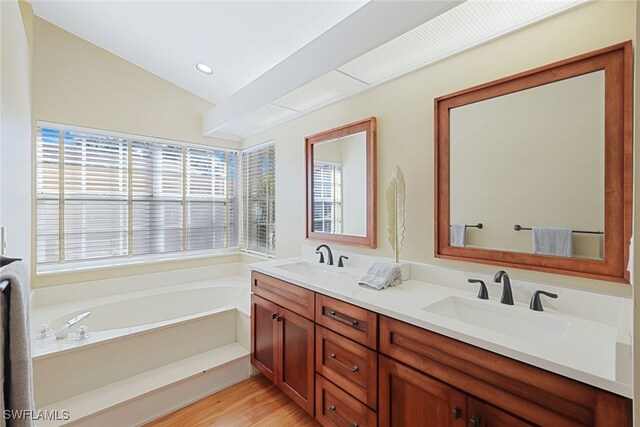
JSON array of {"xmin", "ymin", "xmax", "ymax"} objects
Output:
[
  {"xmin": 435, "ymin": 42, "xmax": 632, "ymax": 283},
  {"xmin": 306, "ymin": 117, "xmax": 377, "ymax": 248}
]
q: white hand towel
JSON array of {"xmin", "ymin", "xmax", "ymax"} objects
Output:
[
  {"xmin": 358, "ymin": 262, "xmax": 402, "ymax": 291},
  {"xmin": 450, "ymin": 223, "xmax": 466, "ymax": 247},
  {"xmin": 532, "ymin": 227, "xmax": 573, "ymax": 257}
]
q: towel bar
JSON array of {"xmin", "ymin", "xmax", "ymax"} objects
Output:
[
  {"xmin": 513, "ymin": 224, "xmax": 603, "ymax": 235},
  {"xmin": 449, "ymin": 223, "xmax": 483, "ymax": 229}
]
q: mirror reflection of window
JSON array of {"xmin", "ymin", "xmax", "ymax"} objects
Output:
[{"xmin": 313, "ymin": 161, "xmax": 342, "ymax": 234}]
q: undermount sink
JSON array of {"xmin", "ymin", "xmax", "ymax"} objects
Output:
[
  {"xmin": 275, "ymin": 261, "xmax": 331, "ymax": 277},
  {"xmin": 275, "ymin": 261, "xmax": 362, "ymax": 280},
  {"xmin": 423, "ymin": 296, "xmax": 568, "ymax": 345}
]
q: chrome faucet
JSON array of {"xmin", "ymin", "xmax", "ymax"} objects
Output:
[
  {"xmin": 315, "ymin": 244, "xmax": 334, "ymax": 266},
  {"xmin": 55, "ymin": 312, "xmax": 91, "ymax": 340},
  {"xmin": 493, "ymin": 270, "xmax": 514, "ymax": 305}
]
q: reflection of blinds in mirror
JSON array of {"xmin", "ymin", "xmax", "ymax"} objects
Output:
[
  {"xmin": 241, "ymin": 143, "xmax": 275, "ymax": 257},
  {"xmin": 313, "ymin": 162, "xmax": 342, "ymax": 234}
]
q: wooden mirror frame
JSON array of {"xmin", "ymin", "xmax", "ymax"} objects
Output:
[
  {"xmin": 306, "ymin": 117, "xmax": 377, "ymax": 248},
  {"xmin": 435, "ymin": 42, "xmax": 633, "ymax": 283}
]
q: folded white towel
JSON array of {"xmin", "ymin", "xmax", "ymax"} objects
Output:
[
  {"xmin": 358, "ymin": 262, "xmax": 402, "ymax": 291},
  {"xmin": 533, "ymin": 227, "xmax": 573, "ymax": 257},
  {"xmin": 450, "ymin": 223, "xmax": 466, "ymax": 247}
]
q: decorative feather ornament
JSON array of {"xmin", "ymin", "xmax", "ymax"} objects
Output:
[{"xmin": 386, "ymin": 165, "xmax": 406, "ymax": 263}]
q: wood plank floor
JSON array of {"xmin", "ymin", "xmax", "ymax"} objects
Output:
[{"xmin": 146, "ymin": 375, "xmax": 320, "ymax": 426}]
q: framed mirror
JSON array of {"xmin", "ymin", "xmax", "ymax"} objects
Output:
[
  {"xmin": 435, "ymin": 42, "xmax": 632, "ymax": 283},
  {"xmin": 306, "ymin": 117, "xmax": 377, "ymax": 248}
]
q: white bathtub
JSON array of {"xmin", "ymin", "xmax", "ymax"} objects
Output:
[
  {"xmin": 49, "ymin": 286, "xmax": 246, "ymax": 332},
  {"xmin": 33, "ymin": 278, "xmax": 250, "ymax": 359},
  {"xmin": 32, "ymin": 274, "xmax": 253, "ymax": 420}
]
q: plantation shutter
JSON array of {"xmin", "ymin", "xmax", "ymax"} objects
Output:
[{"xmin": 241, "ymin": 143, "xmax": 275, "ymax": 256}]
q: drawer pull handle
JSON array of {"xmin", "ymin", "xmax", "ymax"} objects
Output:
[
  {"xmin": 326, "ymin": 309, "xmax": 360, "ymax": 329},
  {"xmin": 329, "ymin": 404, "xmax": 359, "ymax": 427},
  {"xmin": 276, "ymin": 315, "xmax": 283, "ymax": 321},
  {"xmin": 271, "ymin": 313, "xmax": 278, "ymax": 320},
  {"xmin": 329, "ymin": 353, "xmax": 359, "ymax": 373},
  {"xmin": 452, "ymin": 407, "xmax": 461, "ymax": 419},
  {"xmin": 470, "ymin": 415, "xmax": 480, "ymax": 427}
]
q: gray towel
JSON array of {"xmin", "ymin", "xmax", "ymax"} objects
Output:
[
  {"xmin": 358, "ymin": 262, "xmax": 402, "ymax": 290},
  {"xmin": 0, "ymin": 262, "xmax": 34, "ymax": 427},
  {"xmin": 450, "ymin": 223, "xmax": 466, "ymax": 247},
  {"xmin": 533, "ymin": 227, "xmax": 573, "ymax": 257}
]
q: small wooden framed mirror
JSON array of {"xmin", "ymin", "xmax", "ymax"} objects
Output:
[
  {"xmin": 435, "ymin": 42, "xmax": 632, "ymax": 283},
  {"xmin": 306, "ymin": 117, "xmax": 377, "ymax": 248}
]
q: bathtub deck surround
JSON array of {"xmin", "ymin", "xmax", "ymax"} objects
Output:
[
  {"xmin": 250, "ymin": 246, "xmax": 632, "ymax": 424},
  {"xmin": 30, "ymin": 263, "xmax": 253, "ymax": 426}
]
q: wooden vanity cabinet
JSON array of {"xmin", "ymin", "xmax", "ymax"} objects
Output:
[
  {"xmin": 379, "ymin": 355, "xmax": 467, "ymax": 427},
  {"xmin": 251, "ymin": 273, "xmax": 315, "ymax": 416},
  {"xmin": 379, "ymin": 315, "xmax": 632, "ymax": 427},
  {"xmin": 251, "ymin": 271, "xmax": 632, "ymax": 426}
]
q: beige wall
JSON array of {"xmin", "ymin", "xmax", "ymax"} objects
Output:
[
  {"xmin": 243, "ymin": 0, "xmax": 635, "ymax": 296},
  {"xmin": 31, "ymin": 18, "xmax": 242, "ymax": 287},
  {"xmin": 32, "ymin": 17, "xmax": 238, "ymax": 150},
  {"xmin": 1, "ymin": 0, "xmax": 32, "ymax": 266},
  {"xmin": 450, "ymin": 71, "xmax": 605, "ymax": 259}
]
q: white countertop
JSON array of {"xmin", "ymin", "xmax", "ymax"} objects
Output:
[{"xmin": 251, "ymin": 256, "xmax": 632, "ymax": 398}]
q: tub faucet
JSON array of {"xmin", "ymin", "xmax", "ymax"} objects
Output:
[
  {"xmin": 55, "ymin": 312, "xmax": 91, "ymax": 340},
  {"xmin": 315, "ymin": 244, "xmax": 334, "ymax": 266},
  {"xmin": 493, "ymin": 270, "xmax": 514, "ymax": 305}
]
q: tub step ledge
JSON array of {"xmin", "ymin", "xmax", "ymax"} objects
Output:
[{"xmin": 36, "ymin": 342, "xmax": 251, "ymax": 427}]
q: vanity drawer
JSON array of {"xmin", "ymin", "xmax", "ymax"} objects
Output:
[
  {"xmin": 379, "ymin": 316, "xmax": 631, "ymax": 427},
  {"xmin": 251, "ymin": 271, "xmax": 314, "ymax": 320},
  {"xmin": 316, "ymin": 325, "xmax": 377, "ymax": 409},
  {"xmin": 316, "ymin": 374, "xmax": 377, "ymax": 427},
  {"xmin": 316, "ymin": 294, "xmax": 377, "ymax": 349}
]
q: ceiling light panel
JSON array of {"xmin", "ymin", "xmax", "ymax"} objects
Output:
[
  {"xmin": 339, "ymin": 0, "xmax": 588, "ymax": 85},
  {"xmin": 274, "ymin": 71, "xmax": 368, "ymax": 112}
]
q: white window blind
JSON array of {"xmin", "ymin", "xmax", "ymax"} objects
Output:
[
  {"xmin": 36, "ymin": 122, "xmax": 238, "ymax": 268},
  {"xmin": 131, "ymin": 141, "xmax": 183, "ymax": 255},
  {"xmin": 313, "ymin": 162, "xmax": 342, "ymax": 234},
  {"xmin": 186, "ymin": 148, "xmax": 238, "ymax": 250},
  {"xmin": 241, "ymin": 143, "xmax": 275, "ymax": 257}
]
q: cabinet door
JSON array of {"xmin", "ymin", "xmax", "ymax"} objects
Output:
[
  {"xmin": 278, "ymin": 306, "xmax": 315, "ymax": 416},
  {"xmin": 467, "ymin": 398, "xmax": 533, "ymax": 427},
  {"xmin": 251, "ymin": 294, "xmax": 279, "ymax": 383},
  {"xmin": 379, "ymin": 355, "xmax": 466, "ymax": 427}
]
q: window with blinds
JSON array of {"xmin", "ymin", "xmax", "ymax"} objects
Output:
[
  {"xmin": 313, "ymin": 162, "xmax": 342, "ymax": 234},
  {"xmin": 36, "ymin": 122, "xmax": 238, "ymax": 268},
  {"xmin": 241, "ymin": 143, "xmax": 275, "ymax": 257}
]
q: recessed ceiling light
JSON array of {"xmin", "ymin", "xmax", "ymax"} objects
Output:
[{"xmin": 195, "ymin": 63, "xmax": 213, "ymax": 75}]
